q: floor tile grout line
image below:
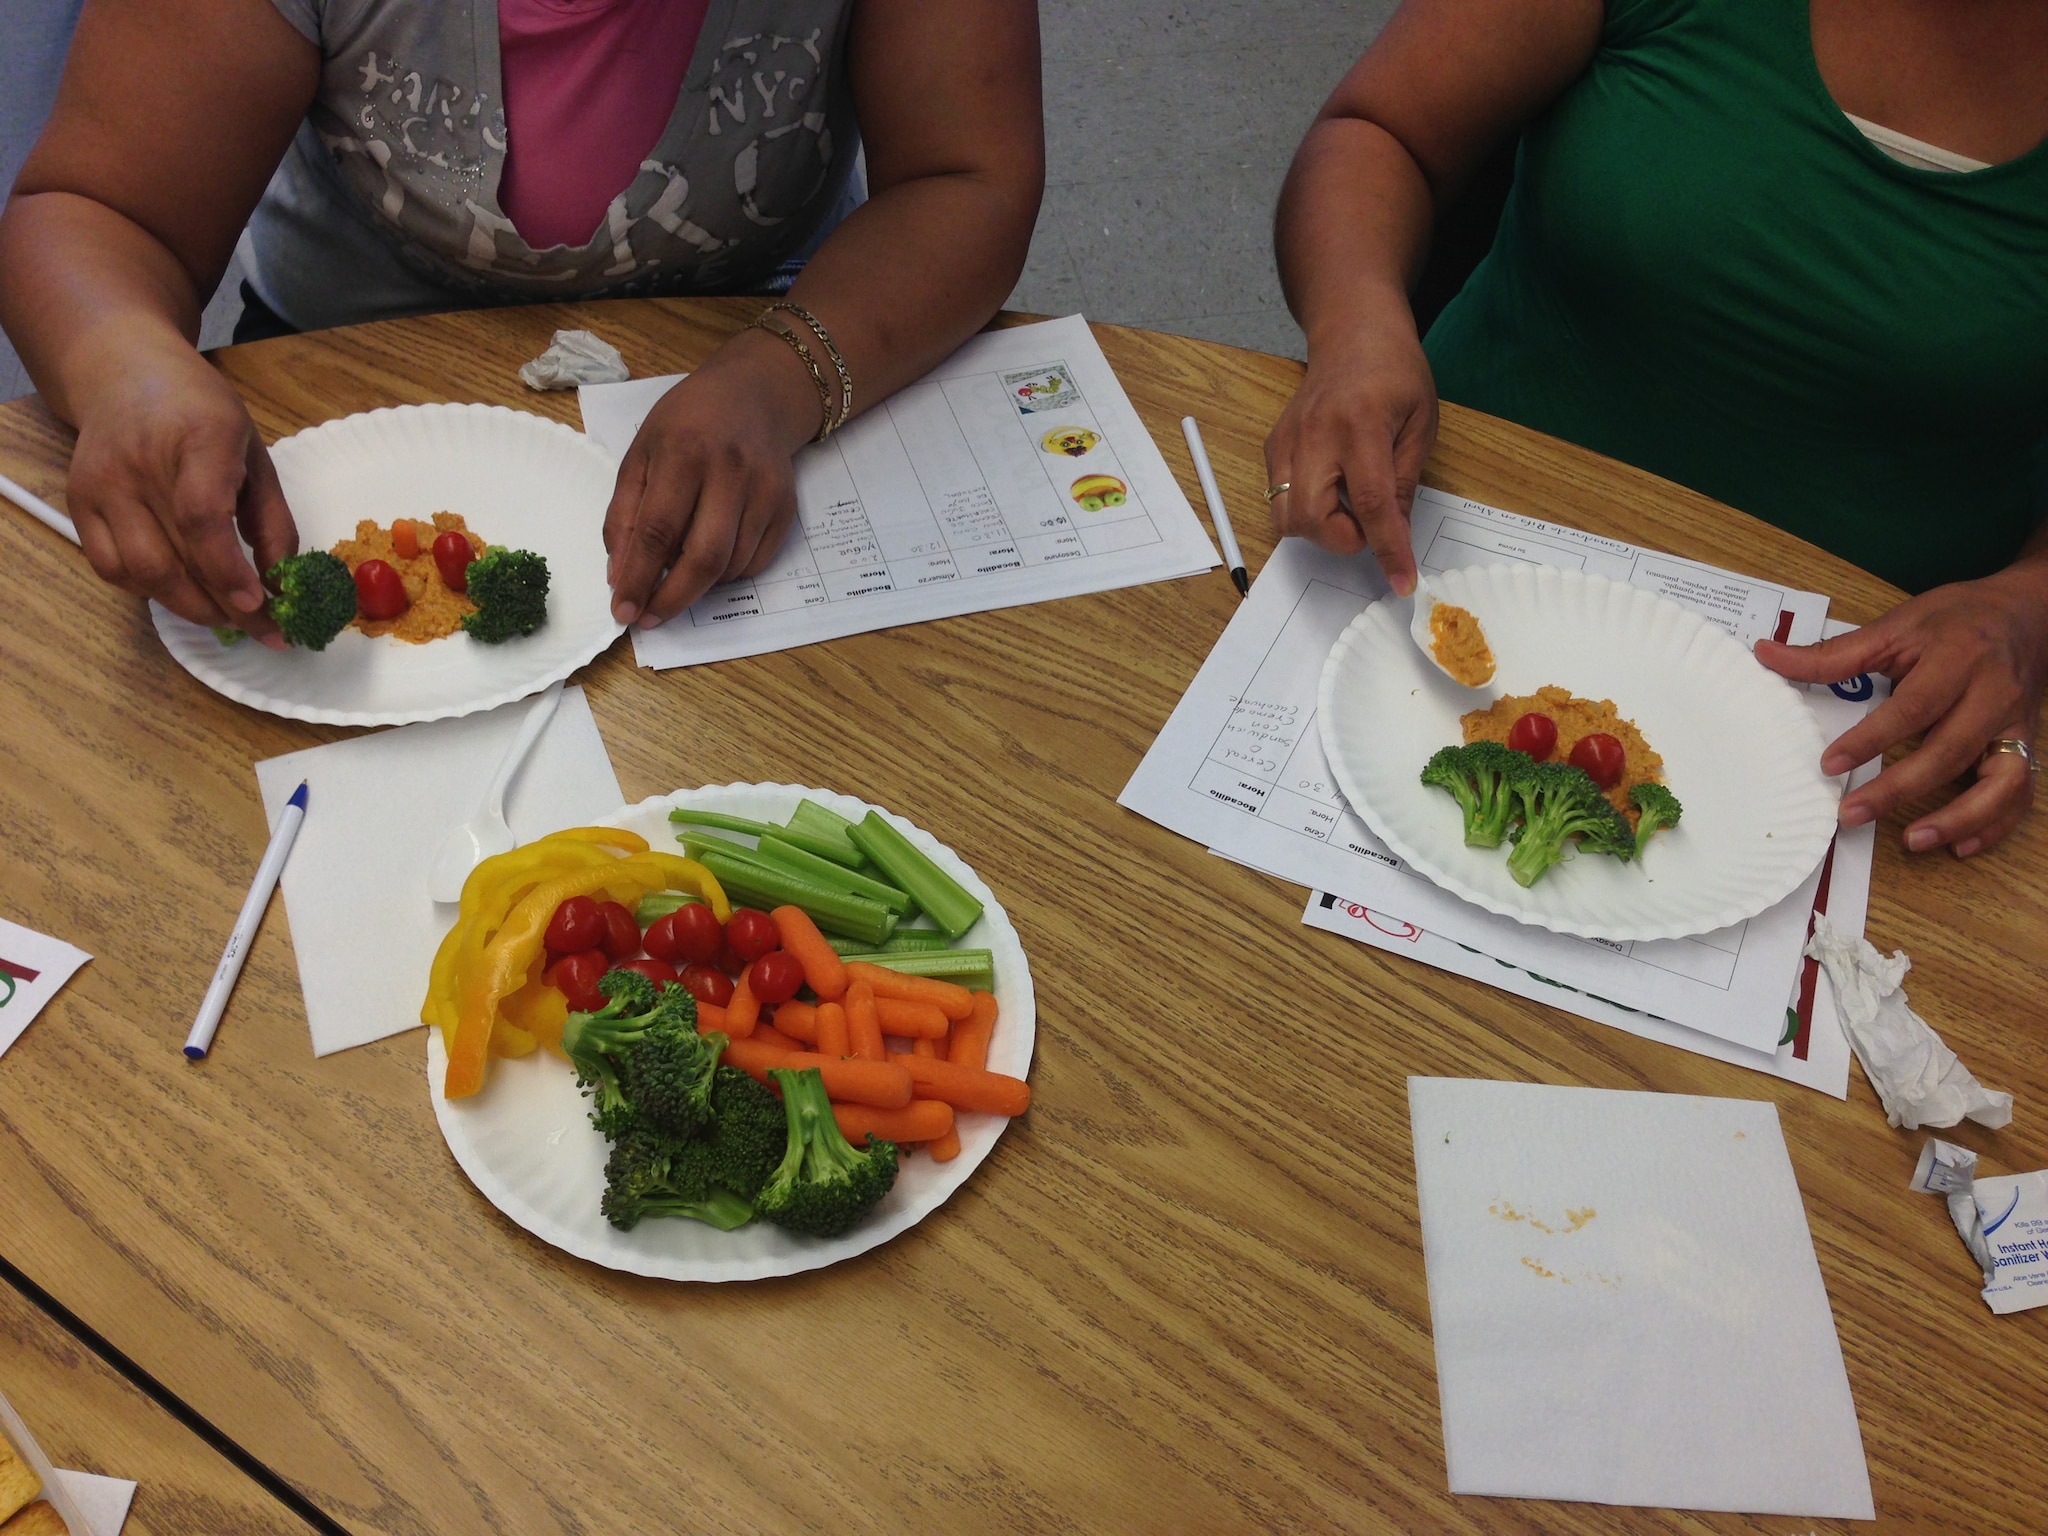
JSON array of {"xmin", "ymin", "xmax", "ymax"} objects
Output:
[{"xmin": 0, "ymin": 1251, "xmax": 352, "ymax": 1536}]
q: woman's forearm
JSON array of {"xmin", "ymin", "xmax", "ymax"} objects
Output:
[
  {"xmin": 0, "ymin": 191, "xmax": 212, "ymax": 425},
  {"xmin": 1275, "ymin": 117, "xmax": 1437, "ymax": 347}
]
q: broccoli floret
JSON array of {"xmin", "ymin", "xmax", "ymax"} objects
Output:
[
  {"xmin": 1630, "ymin": 782, "xmax": 1683, "ymax": 855},
  {"xmin": 622, "ymin": 1008, "xmax": 724, "ymax": 1141},
  {"xmin": 1421, "ymin": 740, "xmax": 1532, "ymax": 848},
  {"xmin": 264, "ymin": 550, "xmax": 356, "ymax": 650},
  {"xmin": 560, "ymin": 968, "xmax": 665, "ymax": 1136},
  {"xmin": 755, "ymin": 1067, "xmax": 898, "ymax": 1239},
  {"xmin": 600, "ymin": 1127, "xmax": 756, "ymax": 1232},
  {"xmin": 460, "ymin": 547, "xmax": 550, "ymax": 643},
  {"xmin": 1504, "ymin": 761, "xmax": 1636, "ymax": 887},
  {"xmin": 701, "ymin": 1066, "xmax": 788, "ymax": 1202}
]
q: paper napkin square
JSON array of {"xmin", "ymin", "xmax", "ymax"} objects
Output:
[
  {"xmin": 253, "ymin": 686, "xmax": 623, "ymax": 1056},
  {"xmin": 1408, "ymin": 1077, "xmax": 1873, "ymax": 1519},
  {"xmin": 1, "ymin": 1388, "xmax": 134, "ymax": 1535},
  {"xmin": 0, "ymin": 918, "xmax": 91, "ymax": 1060}
]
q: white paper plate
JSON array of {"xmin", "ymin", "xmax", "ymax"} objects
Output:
[
  {"xmin": 153, "ymin": 403, "xmax": 623, "ymax": 725},
  {"xmin": 1318, "ymin": 565, "xmax": 1839, "ymax": 941},
  {"xmin": 429, "ymin": 784, "xmax": 1036, "ymax": 1281}
]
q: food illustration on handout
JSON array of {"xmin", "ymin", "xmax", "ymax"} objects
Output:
[
  {"xmin": 1069, "ymin": 474, "xmax": 1127, "ymax": 512},
  {"xmin": 1040, "ymin": 426, "xmax": 1101, "ymax": 458}
]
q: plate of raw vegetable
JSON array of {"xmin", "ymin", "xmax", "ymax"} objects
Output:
[{"xmin": 424, "ymin": 783, "xmax": 1035, "ymax": 1281}]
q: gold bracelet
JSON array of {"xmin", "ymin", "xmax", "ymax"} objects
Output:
[
  {"xmin": 748, "ymin": 315, "xmax": 838, "ymax": 442},
  {"xmin": 763, "ymin": 301, "xmax": 853, "ymax": 433}
]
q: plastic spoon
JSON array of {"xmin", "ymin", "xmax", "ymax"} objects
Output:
[
  {"xmin": 1409, "ymin": 574, "xmax": 1497, "ymax": 688},
  {"xmin": 427, "ymin": 679, "xmax": 564, "ymax": 903}
]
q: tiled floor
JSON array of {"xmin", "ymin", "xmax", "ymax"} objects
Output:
[{"xmin": 0, "ymin": 1, "xmax": 1391, "ymax": 404}]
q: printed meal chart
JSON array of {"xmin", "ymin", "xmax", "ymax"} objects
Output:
[
  {"xmin": 577, "ymin": 315, "xmax": 1217, "ymax": 668},
  {"xmin": 1122, "ymin": 487, "xmax": 1839, "ymax": 1050}
]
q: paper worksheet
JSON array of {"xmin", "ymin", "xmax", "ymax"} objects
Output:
[
  {"xmin": 578, "ymin": 315, "xmax": 1218, "ymax": 667},
  {"xmin": 0, "ymin": 916, "xmax": 91, "ymax": 1061},
  {"xmin": 1118, "ymin": 489, "xmax": 1836, "ymax": 1052},
  {"xmin": 1409, "ymin": 1077, "xmax": 1873, "ymax": 1518},
  {"xmin": 1298, "ymin": 622, "xmax": 1887, "ymax": 1097}
]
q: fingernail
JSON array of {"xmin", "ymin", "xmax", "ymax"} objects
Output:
[
  {"xmin": 259, "ymin": 632, "xmax": 287, "ymax": 652},
  {"xmin": 1953, "ymin": 838, "xmax": 1981, "ymax": 859},
  {"xmin": 638, "ymin": 611, "xmax": 664, "ymax": 630},
  {"xmin": 1905, "ymin": 826, "xmax": 1938, "ymax": 852},
  {"xmin": 1392, "ymin": 574, "xmax": 1416, "ymax": 598},
  {"xmin": 1821, "ymin": 754, "xmax": 1852, "ymax": 776},
  {"xmin": 1840, "ymin": 804, "xmax": 1874, "ymax": 828},
  {"xmin": 613, "ymin": 601, "xmax": 637, "ymax": 626}
]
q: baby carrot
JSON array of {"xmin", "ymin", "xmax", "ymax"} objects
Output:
[
  {"xmin": 948, "ymin": 989, "xmax": 998, "ymax": 1069},
  {"xmin": 928, "ymin": 1128, "xmax": 962, "ymax": 1162},
  {"xmin": 771, "ymin": 905, "xmax": 847, "ymax": 1000},
  {"xmin": 772, "ymin": 998, "xmax": 818, "ymax": 1044},
  {"xmin": 845, "ymin": 961, "xmax": 972, "ymax": 1021},
  {"xmin": 695, "ymin": 1001, "xmax": 729, "ymax": 1036},
  {"xmin": 873, "ymin": 996, "xmax": 950, "ymax": 1039},
  {"xmin": 815, "ymin": 1000, "xmax": 849, "ymax": 1058},
  {"xmin": 751, "ymin": 1021, "xmax": 802, "ymax": 1053},
  {"xmin": 726, "ymin": 964, "xmax": 760, "ymax": 1038},
  {"xmin": 912, "ymin": 1035, "xmax": 937, "ymax": 1059},
  {"xmin": 833, "ymin": 1099, "xmax": 954, "ymax": 1146},
  {"xmin": 901, "ymin": 1055, "xmax": 1031, "ymax": 1116},
  {"xmin": 845, "ymin": 981, "xmax": 884, "ymax": 1062},
  {"xmin": 721, "ymin": 1038, "xmax": 912, "ymax": 1108},
  {"xmin": 392, "ymin": 518, "xmax": 419, "ymax": 559}
]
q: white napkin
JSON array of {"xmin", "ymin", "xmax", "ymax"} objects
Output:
[
  {"xmin": 253, "ymin": 685, "xmax": 623, "ymax": 1056},
  {"xmin": 0, "ymin": 917, "xmax": 91, "ymax": 1060},
  {"xmin": 1, "ymin": 1388, "xmax": 135, "ymax": 1535},
  {"xmin": 519, "ymin": 329, "xmax": 629, "ymax": 390},
  {"xmin": 1409, "ymin": 1077, "xmax": 1873, "ymax": 1519},
  {"xmin": 1807, "ymin": 914, "xmax": 2013, "ymax": 1130}
]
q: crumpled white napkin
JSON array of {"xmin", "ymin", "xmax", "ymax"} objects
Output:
[
  {"xmin": 1807, "ymin": 913, "xmax": 2013, "ymax": 1130},
  {"xmin": 519, "ymin": 329, "xmax": 629, "ymax": 390}
]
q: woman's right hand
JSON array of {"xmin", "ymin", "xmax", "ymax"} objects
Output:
[
  {"xmin": 67, "ymin": 337, "xmax": 297, "ymax": 645},
  {"xmin": 1262, "ymin": 290, "xmax": 1439, "ymax": 596}
]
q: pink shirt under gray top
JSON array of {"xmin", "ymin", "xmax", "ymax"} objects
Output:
[{"xmin": 496, "ymin": 0, "xmax": 712, "ymax": 250}]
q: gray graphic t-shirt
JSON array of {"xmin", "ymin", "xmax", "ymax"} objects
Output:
[{"xmin": 245, "ymin": 0, "xmax": 859, "ymax": 329}]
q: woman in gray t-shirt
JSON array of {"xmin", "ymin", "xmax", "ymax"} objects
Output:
[{"xmin": 0, "ymin": 0, "xmax": 1043, "ymax": 636}]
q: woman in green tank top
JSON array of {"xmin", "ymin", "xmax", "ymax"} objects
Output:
[{"xmin": 1268, "ymin": 0, "xmax": 2046, "ymax": 858}]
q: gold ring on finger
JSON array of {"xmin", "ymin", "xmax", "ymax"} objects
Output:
[
  {"xmin": 1264, "ymin": 483, "xmax": 1291, "ymax": 501},
  {"xmin": 1982, "ymin": 738, "xmax": 2038, "ymax": 776}
]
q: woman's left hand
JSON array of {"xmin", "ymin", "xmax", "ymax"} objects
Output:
[
  {"xmin": 1755, "ymin": 560, "xmax": 2048, "ymax": 857},
  {"xmin": 602, "ymin": 326, "xmax": 825, "ymax": 627}
]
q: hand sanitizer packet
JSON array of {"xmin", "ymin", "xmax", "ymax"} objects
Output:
[{"xmin": 1911, "ymin": 1139, "xmax": 2048, "ymax": 1315}]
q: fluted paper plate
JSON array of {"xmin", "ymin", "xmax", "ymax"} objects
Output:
[
  {"xmin": 153, "ymin": 403, "xmax": 623, "ymax": 725},
  {"xmin": 1318, "ymin": 565, "xmax": 1839, "ymax": 941},
  {"xmin": 430, "ymin": 784, "xmax": 1036, "ymax": 1282}
]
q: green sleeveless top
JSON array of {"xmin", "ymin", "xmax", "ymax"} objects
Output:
[{"xmin": 1424, "ymin": 0, "xmax": 2048, "ymax": 593}]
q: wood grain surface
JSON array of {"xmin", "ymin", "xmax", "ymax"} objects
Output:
[
  {"xmin": 0, "ymin": 299, "xmax": 2042, "ymax": 1536},
  {"xmin": 1, "ymin": 1278, "xmax": 311, "ymax": 1534}
]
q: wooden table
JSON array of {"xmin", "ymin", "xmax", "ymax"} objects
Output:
[{"xmin": 0, "ymin": 299, "xmax": 2042, "ymax": 1536}]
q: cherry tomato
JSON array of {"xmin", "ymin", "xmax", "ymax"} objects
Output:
[
  {"xmin": 614, "ymin": 956, "xmax": 679, "ymax": 988},
  {"xmin": 713, "ymin": 938, "xmax": 744, "ymax": 977},
  {"xmin": 432, "ymin": 529, "xmax": 477, "ymax": 592},
  {"xmin": 725, "ymin": 908, "xmax": 781, "ymax": 964},
  {"xmin": 658, "ymin": 901, "xmax": 725, "ymax": 965},
  {"xmin": 544, "ymin": 895, "xmax": 604, "ymax": 956},
  {"xmin": 642, "ymin": 909, "xmax": 683, "ymax": 962},
  {"xmin": 1568, "ymin": 732, "xmax": 1627, "ymax": 789},
  {"xmin": 678, "ymin": 963, "xmax": 735, "ymax": 1009},
  {"xmin": 1506, "ymin": 712, "xmax": 1558, "ymax": 762},
  {"xmin": 545, "ymin": 948, "xmax": 609, "ymax": 1012},
  {"xmin": 596, "ymin": 900, "xmax": 641, "ymax": 961},
  {"xmin": 749, "ymin": 950, "xmax": 805, "ymax": 1006},
  {"xmin": 353, "ymin": 558, "xmax": 409, "ymax": 620}
]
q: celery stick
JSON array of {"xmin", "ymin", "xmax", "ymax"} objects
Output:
[
  {"xmin": 668, "ymin": 807, "xmax": 773, "ymax": 838},
  {"xmin": 847, "ymin": 812, "xmax": 983, "ymax": 940},
  {"xmin": 875, "ymin": 930, "xmax": 952, "ymax": 953},
  {"xmin": 787, "ymin": 800, "xmax": 865, "ymax": 865},
  {"xmin": 677, "ymin": 832, "xmax": 778, "ymax": 868},
  {"xmin": 695, "ymin": 851, "xmax": 896, "ymax": 945},
  {"xmin": 757, "ymin": 833, "xmax": 911, "ymax": 913},
  {"xmin": 634, "ymin": 891, "xmax": 699, "ymax": 927},
  {"xmin": 842, "ymin": 948, "xmax": 993, "ymax": 979}
]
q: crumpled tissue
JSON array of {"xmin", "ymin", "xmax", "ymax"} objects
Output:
[
  {"xmin": 1806, "ymin": 913, "xmax": 2012, "ymax": 1130},
  {"xmin": 519, "ymin": 329, "xmax": 629, "ymax": 390}
]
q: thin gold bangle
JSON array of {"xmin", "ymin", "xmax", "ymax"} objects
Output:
[
  {"xmin": 763, "ymin": 301, "xmax": 852, "ymax": 433},
  {"xmin": 748, "ymin": 316, "xmax": 837, "ymax": 442}
]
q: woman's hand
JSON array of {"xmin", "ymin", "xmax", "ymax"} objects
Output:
[
  {"xmin": 1262, "ymin": 291, "xmax": 1439, "ymax": 595},
  {"xmin": 66, "ymin": 337, "xmax": 296, "ymax": 645},
  {"xmin": 1755, "ymin": 560, "xmax": 2048, "ymax": 856},
  {"xmin": 602, "ymin": 326, "xmax": 826, "ymax": 627}
]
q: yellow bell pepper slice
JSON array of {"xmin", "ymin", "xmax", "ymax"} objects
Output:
[
  {"xmin": 424, "ymin": 842, "xmax": 621, "ymax": 1036},
  {"xmin": 610, "ymin": 852, "xmax": 731, "ymax": 921}
]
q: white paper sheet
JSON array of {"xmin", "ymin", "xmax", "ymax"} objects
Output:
[
  {"xmin": 52, "ymin": 1471, "xmax": 136, "ymax": 1536},
  {"xmin": 0, "ymin": 917, "xmax": 91, "ymax": 1060},
  {"xmin": 252, "ymin": 685, "xmax": 623, "ymax": 1056},
  {"xmin": 578, "ymin": 315, "xmax": 1218, "ymax": 667},
  {"xmin": 1296, "ymin": 618, "xmax": 1884, "ymax": 1096},
  {"xmin": 0, "ymin": 1389, "xmax": 128, "ymax": 1536},
  {"xmin": 1409, "ymin": 1077, "xmax": 1873, "ymax": 1519},
  {"xmin": 1119, "ymin": 490, "xmax": 1837, "ymax": 1050}
]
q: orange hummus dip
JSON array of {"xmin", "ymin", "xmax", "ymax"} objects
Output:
[
  {"xmin": 330, "ymin": 512, "xmax": 485, "ymax": 644},
  {"xmin": 1462, "ymin": 684, "xmax": 1664, "ymax": 821},
  {"xmin": 1428, "ymin": 601, "xmax": 1495, "ymax": 686}
]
